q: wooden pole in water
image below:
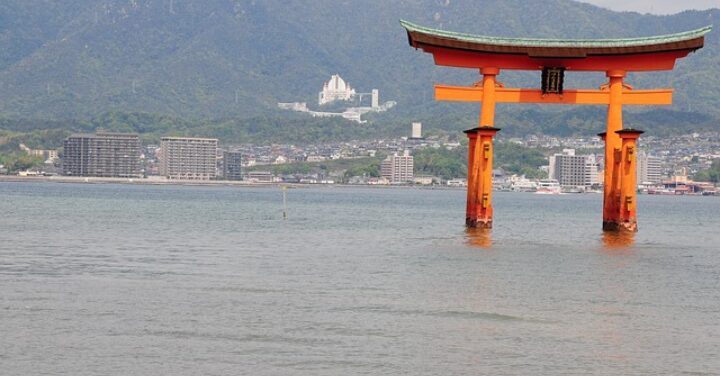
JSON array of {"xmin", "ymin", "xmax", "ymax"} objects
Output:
[{"xmin": 282, "ymin": 185, "xmax": 288, "ymax": 220}]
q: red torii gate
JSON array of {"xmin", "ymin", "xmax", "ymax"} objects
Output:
[{"xmin": 401, "ymin": 20, "xmax": 710, "ymax": 232}]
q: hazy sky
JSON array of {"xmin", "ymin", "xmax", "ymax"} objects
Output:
[{"xmin": 578, "ymin": 0, "xmax": 719, "ymax": 15}]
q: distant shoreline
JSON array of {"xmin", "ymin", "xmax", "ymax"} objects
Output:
[
  {"xmin": 0, "ymin": 175, "xmax": 464, "ymax": 190},
  {"xmin": 0, "ymin": 175, "xmax": 275, "ymax": 187},
  {"xmin": 2, "ymin": 176, "xmax": 714, "ymax": 196}
]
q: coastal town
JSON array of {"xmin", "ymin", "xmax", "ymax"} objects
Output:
[
  {"xmin": 3, "ymin": 125, "xmax": 718, "ymax": 195},
  {"xmin": 2, "ymin": 75, "xmax": 718, "ymax": 194}
]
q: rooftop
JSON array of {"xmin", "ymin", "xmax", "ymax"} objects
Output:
[
  {"xmin": 401, "ymin": 20, "xmax": 710, "ymax": 59},
  {"xmin": 67, "ymin": 131, "xmax": 139, "ymax": 139},
  {"xmin": 160, "ymin": 136, "xmax": 219, "ymax": 142}
]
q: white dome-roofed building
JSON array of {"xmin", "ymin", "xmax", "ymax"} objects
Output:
[{"xmin": 318, "ymin": 74, "xmax": 356, "ymax": 105}]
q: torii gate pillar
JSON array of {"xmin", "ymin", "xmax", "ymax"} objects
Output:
[
  {"xmin": 464, "ymin": 126, "xmax": 500, "ymax": 228},
  {"xmin": 464, "ymin": 67, "xmax": 501, "ymax": 228},
  {"xmin": 602, "ymin": 70, "xmax": 626, "ymax": 231}
]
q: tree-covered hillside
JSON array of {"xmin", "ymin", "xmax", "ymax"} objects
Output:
[{"xmin": 0, "ymin": 0, "xmax": 718, "ymax": 121}]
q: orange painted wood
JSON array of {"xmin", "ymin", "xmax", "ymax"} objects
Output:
[
  {"xmin": 479, "ymin": 69, "xmax": 497, "ymax": 126},
  {"xmin": 469, "ymin": 128, "xmax": 499, "ymax": 228},
  {"xmin": 435, "ymin": 85, "xmax": 672, "ymax": 105},
  {"xmin": 617, "ymin": 131, "xmax": 643, "ymax": 231},
  {"xmin": 477, "ymin": 131, "xmax": 495, "ymax": 226},
  {"xmin": 622, "ymin": 90, "xmax": 672, "ymax": 105},
  {"xmin": 602, "ymin": 75, "xmax": 624, "ymax": 226},
  {"xmin": 428, "ymin": 47, "xmax": 692, "ymax": 72},
  {"xmin": 465, "ymin": 132, "xmax": 478, "ymax": 223}
]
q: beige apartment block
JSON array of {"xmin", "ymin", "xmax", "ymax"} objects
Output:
[
  {"xmin": 159, "ymin": 137, "xmax": 218, "ymax": 180},
  {"xmin": 381, "ymin": 150, "xmax": 414, "ymax": 183}
]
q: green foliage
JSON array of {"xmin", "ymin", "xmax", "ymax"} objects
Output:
[
  {"xmin": 519, "ymin": 166, "xmax": 547, "ymax": 179},
  {"xmin": 412, "ymin": 142, "xmax": 549, "ymax": 180},
  {"xmin": 0, "ymin": 1, "xmax": 718, "ymax": 148},
  {"xmin": 0, "ymin": 128, "xmax": 69, "ymax": 153},
  {"xmin": 3, "ymin": 104, "xmax": 716, "ymax": 151},
  {"xmin": 0, "ymin": 152, "xmax": 44, "ymax": 172},
  {"xmin": 494, "ymin": 142, "xmax": 548, "ymax": 176},
  {"xmin": 413, "ymin": 147, "xmax": 466, "ymax": 180},
  {"xmin": 344, "ymin": 159, "xmax": 381, "ymax": 178},
  {"xmin": 248, "ymin": 157, "xmax": 383, "ymax": 180},
  {"xmin": 247, "ymin": 142, "xmax": 551, "ymax": 182},
  {"xmin": 271, "ymin": 163, "xmax": 313, "ymax": 175},
  {"xmin": 85, "ymin": 112, "xmax": 406, "ymax": 145},
  {"xmin": 694, "ymin": 160, "xmax": 720, "ymax": 183},
  {"xmin": 0, "ymin": 1, "xmax": 718, "ymax": 122}
]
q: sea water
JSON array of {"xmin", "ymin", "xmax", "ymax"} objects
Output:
[{"xmin": 1, "ymin": 182, "xmax": 718, "ymax": 375}]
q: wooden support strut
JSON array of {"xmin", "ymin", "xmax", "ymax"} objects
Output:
[
  {"xmin": 465, "ymin": 130, "xmax": 479, "ymax": 223},
  {"xmin": 615, "ymin": 129, "xmax": 644, "ymax": 232}
]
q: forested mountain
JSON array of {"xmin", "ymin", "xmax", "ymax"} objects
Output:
[{"xmin": 0, "ymin": 0, "xmax": 718, "ymax": 141}]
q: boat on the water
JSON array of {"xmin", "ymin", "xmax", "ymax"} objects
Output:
[{"xmin": 535, "ymin": 179, "xmax": 562, "ymax": 195}]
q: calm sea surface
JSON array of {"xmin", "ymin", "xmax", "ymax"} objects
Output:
[{"xmin": 1, "ymin": 181, "xmax": 719, "ymax": 375}]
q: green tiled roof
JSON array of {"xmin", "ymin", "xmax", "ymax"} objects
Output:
[{"xmin": 400, "ymin": 20, "xmax": 712, "ymax": 48}]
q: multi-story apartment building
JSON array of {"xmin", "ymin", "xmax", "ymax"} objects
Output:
[
  {"xmin": 381, "ymin": 150, "xmax": 414, "ymax": 183},
  {"xmin": 548, "ymin": 149, "xmax": 599, "ymax": 187},
  {"xmin": 62, "ymin": 132, "xmax": 142, "ymax": 178},
  {"xmin": 223, "ymin": 150, "xmax": 243, "ymax": 181},
  {"xmin": 637, "ymin": 150, "xmax": 663, "ymax": 184},
  {"xmin": 159, "ymin": 137, "xmax": 218, "ymax": 180}
]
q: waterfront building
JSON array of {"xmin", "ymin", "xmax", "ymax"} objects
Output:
[
  {"xmin": 413, "ymin": 175, "xmax": 435, "ymax": 185},
  {"xmin": 62, "ymin": 131, "xmax": 142, "ymax": 178},
  {"xmin": 638, "ymin": 150, "xmax": 663, "ymax": 184},
  {"xmin": 159, "ymin": 137, "xmax": 218, "ymax": 180},
  {"xmin": 548, "ymin": 149, "xmax": 599, "ymax": 187},
  {"xmin": 446, "ymin": 178, "xmax": 467, "ymax": 187},
  {"xmin": 245, "ymin": 171, "xmax": 273, "ymax": 183},
  {"xmin": 381, "ymin": 150, "xmax": 414, "ymax": 183},
  {"xmin": 223, "ymin": 151, "xmax": 243, "ymax": 181},
  {"xmin": 508, "ymin": 175, "xmax": 537, "ymax": 192},
  {"xmin": 318, "ymin": 74, "xmax": 356, "ymax": 105}
]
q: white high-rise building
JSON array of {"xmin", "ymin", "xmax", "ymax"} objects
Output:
[
  {"xmin": 381, "ymin": 151, "xmax": 414, "ymax": 183},
  {"xmin": 584, "ymin": 154, "xmax": 600, "ymax": 186},
  {"xmin": 637, "ymin": 150, "xmax": 663, "ymax": 184},
  {"xmin": 549, "ymin": 149, "xmax": 599, "ymax": 187},
  {"xmin": 411, "ymin": 122, "xmax": 422, "ymax": 139},
  {"xmin": 318, "ymin": 74, "xmax": 356, "ymax": 105},
  {"xmin": 371, "ymin": 89, "xmax": 379, "ymax": 108}
]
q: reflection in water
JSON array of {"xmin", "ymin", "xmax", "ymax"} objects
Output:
[
  {"xmin": 601, "ymin": 231, "xmax": 635, "ymax": 251},
  {"xmin": 465, "ymin": 227, "xmax": 492, "ymax": 248}
]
